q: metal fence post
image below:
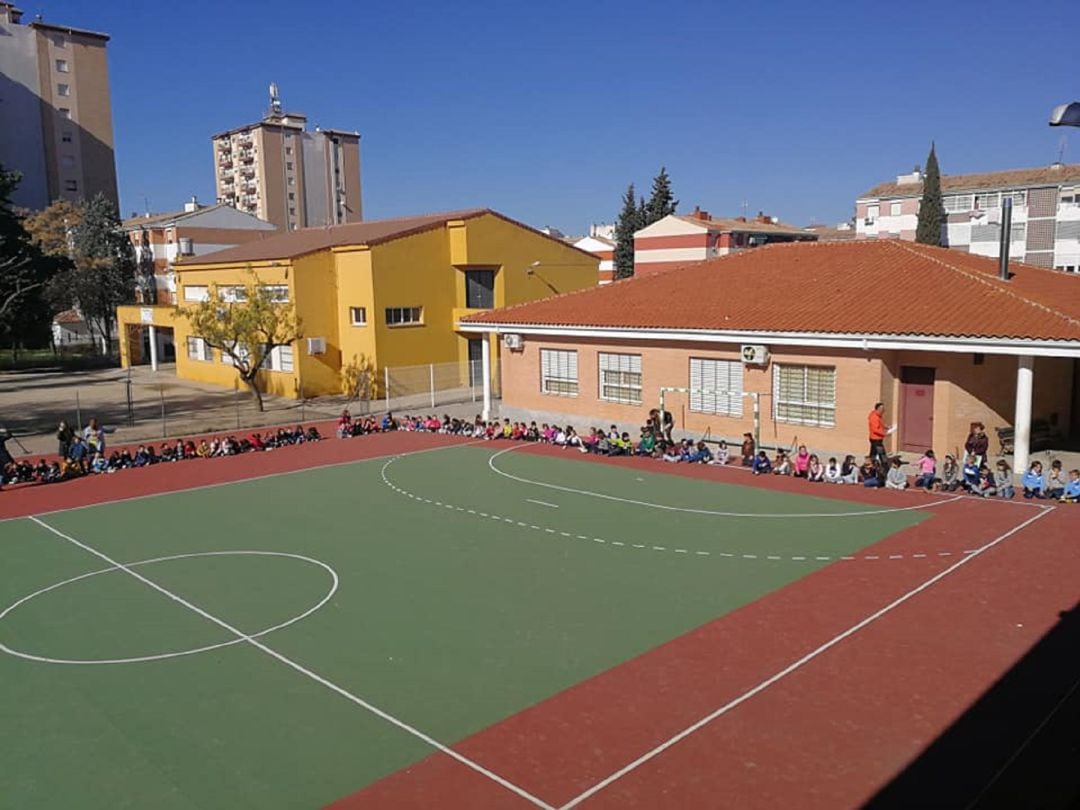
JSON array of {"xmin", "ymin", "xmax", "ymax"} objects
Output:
[
  {"xmin": 300, "ymin": 379, "xmax": 306, "ymax": 422},
  {"xmin": 159, "ymin": 385, "xmax": 167, "ymax": 438},
  {"xmin": 75, "ymin": 390, "xmax": 82, "ymax": 432},
  {"xmin": 429, "ymin": 363, "xmax": 436, "ymax": 409},
  {"xmin": 384, "ymin": 366, "xmax": 390, "ymax": 412}
]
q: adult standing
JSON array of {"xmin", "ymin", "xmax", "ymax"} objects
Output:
[
  {"xmin": 57, "ymin": 420, "xmax": 74, "ymax": 459},
  {"xmin": 867, "ymin": 402, "xmax": 893, "ymax": 469},
  {"xmin": 965, "ymin": 422, "xmax": 989, "ymax": 468},
  {"xmin": 83, "ymin": 417, "xmax": 113, "ymax": 455}
]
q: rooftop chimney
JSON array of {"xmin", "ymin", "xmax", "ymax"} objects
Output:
[
  {"xmin": 998, "ymin": 196, "xmax": 1013, "ymax": 281},
  {"xmin": 184, "ymin": 195, "xmax": 200, "ymax": 213},
  {"xmin": 690, "ymin": 206, "xmax": 710, "ymax": 221}
]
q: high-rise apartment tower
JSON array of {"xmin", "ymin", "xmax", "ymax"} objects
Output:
[
  {"xmin": 211, "ymin": 85, "xmax": 362, "ymax": 230},
  {"xmin": 0, "ymin": 2, "xmax": 118, "ymax": 210}
]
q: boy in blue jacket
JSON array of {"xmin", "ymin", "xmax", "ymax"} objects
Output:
[
  {"xmin": 1061, "ymin": 469, "xmax": 1080, "ymax": 503},
  {"xmin": 751, "ymin": 450, "xmax": 772, "ymax": 475},
  {"xmin": 962, "ymin": 454, "xmax": 981, "ymax": 492},
  {"xmin": 1021, "ymin": 461, "xmax": 1045, "ymax": 499}
]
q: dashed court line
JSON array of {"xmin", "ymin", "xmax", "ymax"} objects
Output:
[{"xmin": 378, "ymin": 455, "xmax": 983, "ymax": 564}]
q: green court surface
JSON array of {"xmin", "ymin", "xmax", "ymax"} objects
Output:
[{"xmin": 0, "ymin": 444, "xmax": 926, "ymax": 808}]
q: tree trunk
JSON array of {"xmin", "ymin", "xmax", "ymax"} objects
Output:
[{"xmin": 243, "ymin": 374, "xmax": 264, "ymax": 412}]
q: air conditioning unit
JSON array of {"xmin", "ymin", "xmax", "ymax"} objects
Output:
[
  {"xmin": 503, "ymin": 333, "xmax": 523, "ymax": 351},
  {"xmin": 306, "ymin": 337, "xmax": 326, "ymax": 355},
  {"xmin": 741, "ymin": 344, "xmax": 769, "ymax": 365}
]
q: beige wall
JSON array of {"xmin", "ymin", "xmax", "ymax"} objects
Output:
[{"xmin": 497, "ymin": 335, "xmax": 1076, "ymax": 457}]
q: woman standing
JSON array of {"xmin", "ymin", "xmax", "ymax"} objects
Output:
[{"xmin": 964, "ymin": 422, "xmax": 989, "ymax": 467}]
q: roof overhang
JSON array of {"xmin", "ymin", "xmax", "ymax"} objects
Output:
[{"xmin": 457, "ymin": 322, "xmax": 1080, "ymax": 358}]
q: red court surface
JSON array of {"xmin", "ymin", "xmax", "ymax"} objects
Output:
[{"xmin": 3, "ymin": 433, "xmax": 1077, "ymax": 809}]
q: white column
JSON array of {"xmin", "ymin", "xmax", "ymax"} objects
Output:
[
  {"xmin": 1013, "ymin": 355, "xmax": 1034, "ymax": 477},
  {"xmin": 481, "ymin": 332, "xmax": 493, "ymax": 422},
  {"xmin": 148, "ymin": 324, "xmax": 159, "ymax": 372}
]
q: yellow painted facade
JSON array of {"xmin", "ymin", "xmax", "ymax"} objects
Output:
[{"xmin": 116, "ymin": 211, "xmax": 598, "ymax": 398}]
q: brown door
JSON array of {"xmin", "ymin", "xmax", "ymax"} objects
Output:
[{"xmin": 899, "ymin": 366, "xmax": 935, "ymax": 453}]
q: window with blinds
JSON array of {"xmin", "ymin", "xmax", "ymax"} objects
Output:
[
  {"xmin": 540, "ymin": 349, "xmax": 578, "ymax": 396},
  {"xmin": 689, "ymin": 358, "xmax": 743, "ymax": 416},
  {"xmin": 186, "ymin": 336, "xmax": 212, "ymax": 362},
  {"xmin": 598, "ymin": 353, "xmax": 642, "ymax": 404},
  {"xmin": 773, "ymin": 364, "xmax": 836, "ymax": 427}
]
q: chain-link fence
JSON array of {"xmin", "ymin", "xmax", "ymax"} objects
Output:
[{"xmin": 1, "ymin": 359, "xmax": 501, "ymax": 456}]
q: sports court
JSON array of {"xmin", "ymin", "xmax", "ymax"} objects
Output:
[{"xmin": 1, "ymin": 430, "xmax": 1075, "ymax": 808}]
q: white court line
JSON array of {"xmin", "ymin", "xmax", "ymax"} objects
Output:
[
  {"xmin": 0, "ymin": 439, "xmax": 484, "ymax": 524},
  {"xmin": 557, "ymin": 504, "xmax": 1055, "ymax": 810},
  {"xmin": 488, "ymin": 447, "xmax": 967, "ymax": 519},
  {"xmin": 25, "ymin": 515, "xmax": 555, "ymax": 810},
  {"xmin": 527, "ymin": 499, "xmax": 560, "ymax": 509}
]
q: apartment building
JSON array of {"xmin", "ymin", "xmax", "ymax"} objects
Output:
[
  {"xmin": 211, "ymin": 88, "xmax": 362, "ymax": 231},
  {"xmin": 856, "ymin": 163, "xmax": 1080, "ymax": 271},
  {"xmin": 633, "ymin": 208, "xmax": 817, "ymax": 276},
  {"xmin": 123, "ymin": 197, "xmax": 277, "ymax": 305},
  {"xmin": 0, "ymin": 2, "xmax": 118, "ymax": 210}
]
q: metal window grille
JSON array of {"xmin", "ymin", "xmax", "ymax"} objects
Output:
[
  {"xmin": 773, "ymin": 364, "xmax": 836, "ymax": 427},
  {"xmin": 541, "ymin": 349, "xmax": 578, "ymax": 397},
  {"xmin": 598, "ymin": 352, "xmax": 642, "ymax": 404},
  {"xmin": 688, "ymin": 358, "xmax": 744, "ymax": 416}
]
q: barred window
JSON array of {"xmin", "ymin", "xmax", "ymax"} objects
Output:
[
  {"xmin": 598, "ymin": 352, "xmax": 642, "ymax": 405},
  {"xmin": 541, "ymin": 349, "xmax": 578, "ymax": 397},
  {"xmin": 773, "ymin": 364, "xmax": 836, "ymax": 427},
  {"xmin": 689, "ymin": 358, "xmax": 743, "ymax": 416},
  {"xmin": 386, "ymin": 306, "xmax": 422, "ymax": 326}
]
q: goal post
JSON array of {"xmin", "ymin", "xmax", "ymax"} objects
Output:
[{"xmin": 658, "ymin": 387, "xmax": 761, "ymax": 450}]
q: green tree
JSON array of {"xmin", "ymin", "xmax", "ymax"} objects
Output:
[
  {"xmin": 613, "ymin": 183, "xmax": 643, "ymax": 280},
  {"xmin": 0, "ymin": 166, "xmax": 60, "ymax": 344},
  {"xmin": 178, "ymin": 271, "xmax": 303, "ymax": 411},
  {"xmin": 916, "ymin": 143, "xmax": 945, "ymax": 246},
  {"xmin": 644, "ymin": 166, "xmax": 678, "ymax": 225}
]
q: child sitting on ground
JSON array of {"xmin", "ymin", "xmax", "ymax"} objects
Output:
[
  {"xmin": 824, "ymin": 457, "xmax": 842, "ymax": 484},
  {"xmin": 916, "ymin": 450, "xmax": 936, "ymax": 490},
  {"xmin": 751, "ymin": 450, "xmax": 772, "ymax": 475},
  {"xmin": 792, "ymin": 445, "xmax": 810, "ymax": 478},
  {"xmin": 885, "ymin": 457, "xmax": 908, "ymax": 490},
  {"xmin": 1022, "ymin": 461, "xmax": 1045, "ymax": 499},
  {"xmin": 709, "ymin": 440, "xmax": 729, "ymax": 465},
  {"xmin": 840, "ymin": 454, "xmax": 858, "ymax": 484},
  {"xmin": 976, "ymin": 464, "xmax": 997, "ymax": 498},
  {"xmin": 1061, "ymin": 469, "xmax": 1080, "ymax": 503},
  {"xmin": 962, "ymin": 454, "xmax": 981, "ymax": 492},
  {"xmin": 772, "ymin": 450, "xmax": 791, "ymax": 476},
  {"xmin": 807, "ymin": 454, "xmax": 824, "ymax": 482},
  {"xmin": 860, "ymin": 456, "xmax": 881, "ymax": 488},
  {"xmin": 994, "ymin": 459, "xmax": 1015, "ymax": 499},
  {"xmin": 938, "ymin": 454, "xmax": 959, "ymax": 492},
  {"xmin": 1045, "ymin": 459, "xmax": 1066, "ymax": 499}
]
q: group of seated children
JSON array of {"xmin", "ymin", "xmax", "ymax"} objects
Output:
[
  {"xmin": 6, "ymin": 425, "xmax": 321, "ymax": 487},
  {"xmin": 1020, "ymin": 459, "xmax": 1080, "ymax": 502}
]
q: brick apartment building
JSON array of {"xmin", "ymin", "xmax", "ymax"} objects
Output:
[{"xmin": 856, "ymin": 163, "xmax": 1080, "ymax": 271}]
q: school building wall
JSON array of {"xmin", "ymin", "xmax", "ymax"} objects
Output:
[{"xmin": 495, "ymin": 335, "xmax": 1075, "ymax": 458}]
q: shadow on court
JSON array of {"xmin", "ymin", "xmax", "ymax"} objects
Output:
[{"xmin": 864, "ymin": 601, "xmax": 1080, "ymax": 810}]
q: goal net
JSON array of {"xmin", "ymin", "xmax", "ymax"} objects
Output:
[{"xmin": 658, "ymin": 386, "xmax": 761, "ymax": 448}]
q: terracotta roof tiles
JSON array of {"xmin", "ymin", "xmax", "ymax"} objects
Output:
[
  {"xmin": 462, "ymin": 240, "xmax": 1080, "ymax": 342},
  {"xmin": 860, "ymin": 163, "xmax": 1080, "ymax": 199}
]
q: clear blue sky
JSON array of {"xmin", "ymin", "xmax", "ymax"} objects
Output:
[{"xmin": 34, "ymin": 0, "xmax": 1080, "ymax": 231}]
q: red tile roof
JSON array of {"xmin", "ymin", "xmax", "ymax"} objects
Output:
[
  {"xmin": 673, "ymin": 214, "xmax": 811, "ymax": 236},
  {"xmin": 462, "ymin": 240, "xmax": 1080, "ymax": 342},
  {"xmin": 860, "ymin": 163, "xmax": 1080, "ymax": 199},
  {"xmin": 185, "ymin": 209, "xmax": 489, "ymax": 265}
]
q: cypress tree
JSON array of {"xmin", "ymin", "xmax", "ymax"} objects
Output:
[
  {"xmin": 916, "ymin": 143, "xmax": 945, "ymax": 246},
  {"xmin": 644, "ymin": 167, "xmax": 678, "ymax": 225},
  {"xmin": 613, "ymin": 183, "xmax": 641, "ymax": 280}
]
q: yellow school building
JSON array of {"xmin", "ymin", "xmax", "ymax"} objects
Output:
[{"xmin": 116, "ymin": 208, "xmax": 599, "ymax": 400}]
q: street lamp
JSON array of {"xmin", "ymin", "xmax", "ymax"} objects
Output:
[{"xmin": 1049, "ymin": 102, "xmax": 1080, "ymax": 127}]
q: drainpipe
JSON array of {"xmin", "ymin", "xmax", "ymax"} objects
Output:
[{"xmin": 998, "ymin": 197, "xmax": 1012, "ymax": 281}]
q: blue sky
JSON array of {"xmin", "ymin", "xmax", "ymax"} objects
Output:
[{"xmin": 36, "ymin": 0, "xmax": 1080, "ymax": 232}]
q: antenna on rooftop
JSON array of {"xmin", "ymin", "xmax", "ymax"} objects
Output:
[
  {"xmin": 739, "ymin": 200, "xmax": 749, "ymax": 218},
  {"xmin": 269, "ymin": 82, "xmax": 282, "ymax": 117},
  {"xmin": 1056, "ymin": 135, "xmax": 1067, "ymax": 165}
]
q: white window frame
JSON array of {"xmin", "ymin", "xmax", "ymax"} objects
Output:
[
  {"xmin": 889, "ymin": 202, "xmax": 902, "ymax": 216},
  {"xmin": 773, "ymin": 364, "xmax": 836, "ymax": 427},
  {"xmin": 266, "ymin": 344, "xmax": 294, "ymax": 373},
  {"xmin": 688, "ymin": 358, "xmax": 744, "ymax": 417},
  {"xmin": 349, "ymin": 306, "xmax": 367, "ymax": 326},
  {"xmin": 866, "ymin": 204, "xmax": 880, "ymax": 220},
  {"xmin": 385, "ymin": 306, "xmax": 423, "ymax": 326},
  {"xmin": 263, "ymin": 285, "xmax": 289, "ymax": 302},
  {"xmin": 55, "ymin": 58, "xmax": 69, "ymax": 72},
  {"xmin": 944, "ymin": 194, "xmax": 974, "ymax": 213},
  {"xmin": 220, "ymin": 286, "xmax": 248, "ymax": 303},
  {"xmin": 598, "ymin": 352, "xmax": 642, "ymax": 405},
  {"xmin": 540, "ymin": 349, "xmax": 578, "ymax": 397},
  {"xmin": 183, "ymin": 285, "xmax": 209, "ymax": 302},
  {"xmin": 185, "ymin": 336, "xmax": 213, "ymax": 362},
  {"xmin": 57, "ymin": 83, "xmax": 70, "ymax": 97}
]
